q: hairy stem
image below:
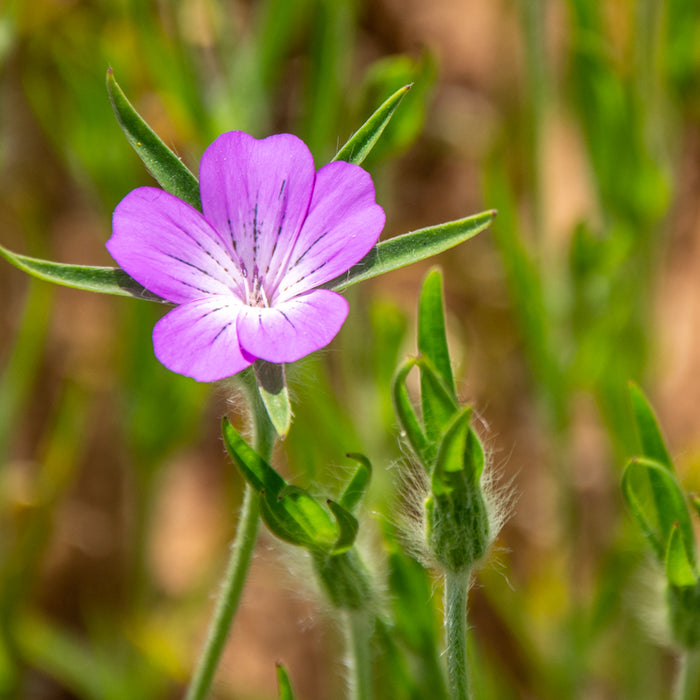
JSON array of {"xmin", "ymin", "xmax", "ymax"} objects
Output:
[
  {"xmin": 185, "ymin": 371, "xmax": 276, "ymax": 700},
  {"xmin": 444, "ymin": 571, "xmax": 471, "ymax": 700},
  {"xmin": 345, "ymin": 610, "xmax": 373, "ymax": 700}
]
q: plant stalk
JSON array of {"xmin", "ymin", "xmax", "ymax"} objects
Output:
[
  {"xmin": 677, "ymin": 648, "xmax": 700, "ymax": 700},
  {"xmin": 444, "ymin": 570, "xmax": 471, "ymax": 700},
  {"xmin": 345, "ymin": 610, "xmax": 373, "ymax": 700},
  {"xmin": 185, "ymin": 371, "xmax": 276, "ymax": 700}
]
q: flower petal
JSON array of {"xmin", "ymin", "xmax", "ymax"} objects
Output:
[
  {"xmin": 108, "ymin": 187, "xmax": 244, "ymax": 304},
  {"xmin": 236, "ymin": 289, "xmax": 349, "ymax": 363},
  {"xmin": 153, "ymin": 296, "xmax": 254, "ymax": 382},
  {"xmin": 272, "ymin": 161, "xmax": 385, "ymax": 301},
  {"xmin": 198, "ymin": 132, "xmax": 316, "ymax": 290}
]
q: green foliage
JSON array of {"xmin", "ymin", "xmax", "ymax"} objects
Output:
[
  {"xmin": 107, "ymin": 70, "xmax": 201, "ymax": 210},
  {"xmin": 623, "ymin": 384, "xmax": 700, "ymax": 650},
  {"xmin": 333, "ymin": 84, "xmax": 412, "ymax": 166},
  {"xmin": 393, "ymin": 270, "xmax": 492, "ymax": 574},
  {"xmin": 276, "ymin": 663, "xmax": 295, "ymax": 700},
  {"xmin": 222, "ymin": 418, "xmax": 371, "ymax": 609}
]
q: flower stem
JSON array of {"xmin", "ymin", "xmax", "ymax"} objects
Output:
[
  {"xmin": 345, "ymin": 610, "xmax": 373, "ymax": 700},
  {"xmin": 444, "ymin": 570, "xmax": 471, "ymax": 700},
  {"xmin": 185, "ymin": 371, "xmax": 276, "ymax": 700},
  {"xmin": 677, "ymin": 648, "xmax": 700, "ymax": 700}
]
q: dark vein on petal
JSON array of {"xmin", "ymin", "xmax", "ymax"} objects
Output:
[
  {"xmin": 289, "ymin": 230, "xmax": 330, "ymax": 269},
  {"xmin": 212, "ymin": 321, "xmax": 233, "ymax": 343}
]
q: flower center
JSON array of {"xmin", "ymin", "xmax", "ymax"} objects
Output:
[{"xmin": 244, "ymin": 267, "xmax": 270, "ymax": 308}]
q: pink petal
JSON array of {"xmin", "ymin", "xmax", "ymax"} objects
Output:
[
  {"xmin": 198, "ymin": 132, "xmax": 316, "ymax": 289},
  {"xmin": 272, "ymin": 161, "xmax": 385, "ymax": 302},
  {"xmin": 236, "ymin": 289, "xmax": 349, "ymax": 363},
  {"xmin": 153, "ymin": 296, "xmax": 254, "ymax": 382},
  {"xmin": 108, "ymin": 187, "xmax": 244, "ymax": 304}
]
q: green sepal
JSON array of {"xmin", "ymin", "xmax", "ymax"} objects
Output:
[
  {"xmin": 392, "ymin": 356, "xmax": 460, "ymax": 470},
  {"xmin": 666, "ymin": 523, "xmax": 698, "ymax": 587},
  {"xmin": 1, "ymin": 211, "xmax": 495, "ymax": 306},
  {"xmin": 260, "ymin": 485, "xmax": 338, "ymax": 550},
  {"xmin": 340, "ymin": 453, "xmax": 372, "ymax": 513},
  {"xmin": 668, "ymin": 582, "xmax": 700, "ymax": 649},
  {"xmin": 222, "ymin": 417, "xmax": 285, "ymax": 495},
  {"xmin": 426, "ymin": 407, "xmax": 490, "ymax": 572},
  {"xmin": 392, "ymin": 359, "xmax": 432, "ymax": 468},
  {"xmin": 629, "ymin": 382, "xmax": 673, "ymax": 472},
  {"xmin": 333, "ymin": 84, "xmax": 412, "ymax": 165},
  {"xmin": 223, "ymin": 418, "xmax": 341, "ymax": 551},
  {"xmin": 328, "ymin": 210, "xmax": 496, "ymax": 292},
  {"xmin": 276, "ymin": 663, "xmax": 295, "ymax": 700},
  {"xmin": 0, "ymin": 245, "xmax": 161, "ymax": 301},
  {"xmin": 418, "ymin": 269, "xmax": 457, "ymax": 444},
  {"xmin": 328, "ymin": 499, "xmax": 359, "ymax": 554},
  {"xmin": 106, "ymin": 69, "xmax": 201, "ymax": 210},
  {"xmin": 254, "ymin": 360, "xmax": 292, "ymax": 438},
  {"xmin": 432, "ymin": 407, "xmax": 476, "ymax": 496},
  {"xmin": 622, "ymin": 457, "xmax": 696, "ymax": 566}
]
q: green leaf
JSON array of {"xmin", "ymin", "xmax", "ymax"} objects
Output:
[
  {"xmin": 106, "ymin": 69, "xmax": 201, "ymax": 210},
  {"xmin": 628, "ymin": 381, "xmax": 673, "ymax": 472},
  {"xmin": 622, "ymin": 457, "xmax": 696, "ymax": 565},
  {"xmin": 328, "ymin": 210, "xmax": 496, "ymax": 292},
  {"xmin": 418, "ymin": 269, "xmax": 457, "ymax": 444},
  {"xmin": 327, "ymin": 499, "xmax": 359, "ymax": 554},
  {"xmin": 392, "ymin": 359, "xmax": 431, "ymax": 469},
  {"xmin": 254, "ymin": 361, "xmax": 292, "ymax": 438},
  {"xmin": 0, "ymin": 245, "xmax": 163, "ymax": 301},
  {"xmin": 276, "ymin": 663, "xmax": 295, "ymax": 700},
  {"xmin": 666, "ymin": 523, "xmax": 698, "ymax": 587},
  {"xmin": 333, "ymin": 84, "xmax": 412, "ymax": 165},
  {"xmin": 221, "ymin": 417, "xmax": 285, "ymax": 495},
  {"xmin": 340, "ymin": 453, "xmax": 372, "ymax": 512}
]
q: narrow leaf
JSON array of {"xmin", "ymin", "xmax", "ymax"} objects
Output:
[
  {"xmin": 328, "ymin": 210, "xmax": 497, "ymax": 292},
  {"xmin": 333, "ymin": 84, "xmax": 412, "ymax": 165},
  {"xmin": 418, "ymin": 269, "xmax": 457, "ymax": 443},
  {"xmin": 106, "ymin": 69, "xmax": 201, "ymax": 210},
  {"xmin": 221, "ymin": 417, "xmax": 285, "ymax": 495},
  {"xmin": 629, "ymin": 381, "xmax": 673, "ymax": 472},
  {"xmin": 254, "ymin": 361, "xmax": 292, "ymax": 438},
  {"xmin": 622, "ymin": 457, "xmax": 696, "ymax": 565},
  {"xmin": 328, "ymin": 500, "xmax": 359, "ymax": 554},
  {"xmin": 276, "ymin": 664, "xmax": 295, "ymax": 700},
  {"xmin": 392, "ymin": 359, "xmax": 431, "ymax": 469},
  {"xmin": 340, "ymin": 453, "xmax": 372, "ymax": 512},
  {"xmin": 0, "ymin": 244, "xmax": 164, "ymax": 301},
  {"xmin": 666, "ymin": 523, "xmax": 698, "ymax": 587}
]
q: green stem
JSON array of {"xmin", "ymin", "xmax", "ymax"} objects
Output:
[
  {"xmin": 184, "ymin": 371, "xmax": 276, "ymax": 700},
  {"xmin": 345, "ymin": 611, "xmax": 373, "ymax": 700},
  {"xmin": 677, "ymin": 648, "xmax": 700, "ymax": 700},
  {"xmin": 444, "ymin": 571, "xmax": 471, "ymax": 700}
]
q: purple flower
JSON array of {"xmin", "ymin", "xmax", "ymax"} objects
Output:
[{"xmin": 107, "ymin": 131, "xmax": 385, "ymax": 382}]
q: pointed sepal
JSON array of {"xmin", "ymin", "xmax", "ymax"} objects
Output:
[{"xmin": 107, "ymin": 69, "xmax": 201, "ymax": 210}]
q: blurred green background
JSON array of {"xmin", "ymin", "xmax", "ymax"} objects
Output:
[{"xmin": 2, "ymin": 0, "xmax": 700, "ymax": 698}]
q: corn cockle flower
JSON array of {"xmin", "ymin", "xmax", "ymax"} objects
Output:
[{"xmin": 107, "ymin": 131, "xmax": 386, "ymax": 382}]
